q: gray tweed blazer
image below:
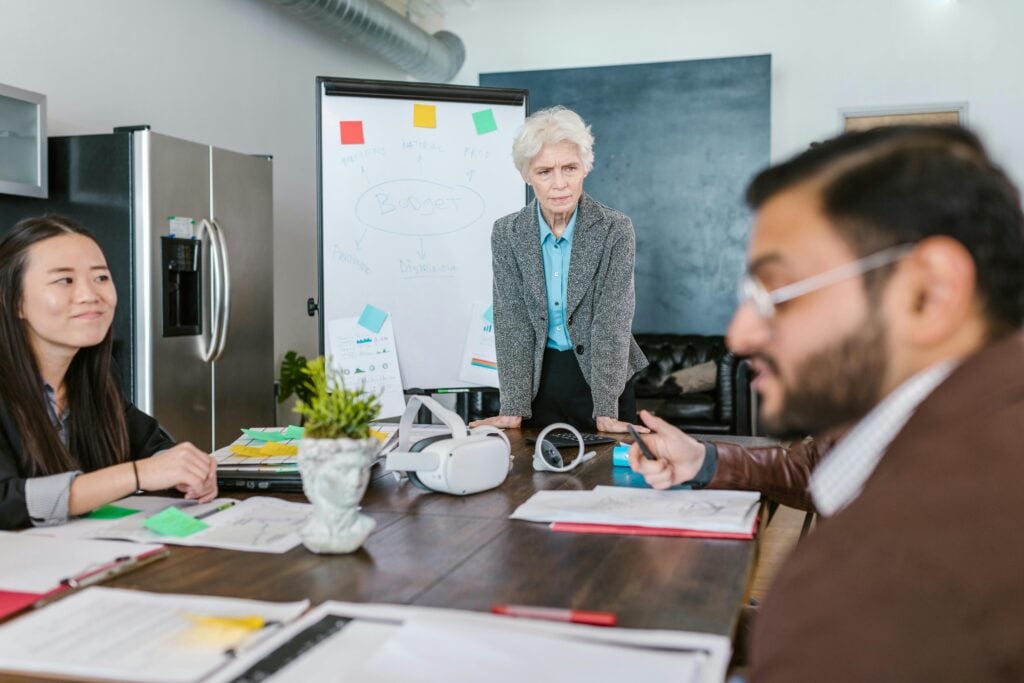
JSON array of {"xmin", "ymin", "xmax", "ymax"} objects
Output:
[{"xmin": 491, "ymin": 193, "xmax": 648, "ymax": 419}]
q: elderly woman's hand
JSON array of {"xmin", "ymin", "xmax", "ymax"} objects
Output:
[
  {"xmin": 469, "ymin": 415, "xmax": 523, "ymax": 429},
  {"xmin": 595, "ymin": 416, "xmax": 651, "ymax": 434}
]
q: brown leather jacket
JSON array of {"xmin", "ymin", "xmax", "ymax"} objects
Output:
[{"xmin": 708, "ymin": 430, "xmax": 844, "ymax": 512}]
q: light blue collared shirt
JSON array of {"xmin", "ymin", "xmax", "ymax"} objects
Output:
[{"xmin": 538, "ymin": 203, "xmax": 577, "ymax": 351}]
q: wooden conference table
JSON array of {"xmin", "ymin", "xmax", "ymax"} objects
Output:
[{"xmin": 3, "ymin": 431, "xmax": 763, "ymax": 681}]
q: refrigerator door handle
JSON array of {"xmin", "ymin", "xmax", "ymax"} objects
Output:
[
  {"xmin": 210, "ymin": 217, "xmax": 232, "ymax": 361},
  {"xmin": 197, "ymin": 218, "xmax": 221, "ymax": 363}
]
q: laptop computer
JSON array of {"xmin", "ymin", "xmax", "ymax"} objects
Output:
[
  {"xmin": 215, "ymin": 424, "xmax": 454, "ymax": 493},
  {"xmin": 213, "ymin": 428, "xmax": 304, "ymax": 492}
]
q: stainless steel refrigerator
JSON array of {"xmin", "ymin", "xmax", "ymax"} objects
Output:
[{"xmin": 0, "ymin": 127, "xmax": 274, "ymax": 450}]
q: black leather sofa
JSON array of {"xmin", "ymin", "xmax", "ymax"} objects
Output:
[
  {"xmin": 632, "ymin": 334, "xmax": 753, "ymax": 435},
  {"xmin": 464, "ymin": 334, "xmax": 752, "ymax": 435}
]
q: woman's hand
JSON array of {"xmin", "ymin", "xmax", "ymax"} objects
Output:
[
  {"xmin": 469, "ymin": 415, "xmax": 523, "ymax": 429},
  {"xmin": 595, "ymin": 416, "xmax": 650, "ymax": 434},
  {"xmin": 137, "ymin": 442, "xmax": 218, "ymax": 503},
  {"xmin": 627, "ymin": 410, "xmax": 706, "ymax": 489}
]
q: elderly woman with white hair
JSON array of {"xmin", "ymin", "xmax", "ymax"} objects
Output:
[{"xmin": 470, "ymin": 106, "xmax": 649, "ymax": 434}]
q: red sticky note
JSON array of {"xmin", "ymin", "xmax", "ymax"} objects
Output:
[{"xmin": 339, "ymin": 121, "xmax": 365, "ymax": 145}]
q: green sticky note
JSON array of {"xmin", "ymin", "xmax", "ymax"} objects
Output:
[
  {"xmin": 85, "ymin": 504, "xmax": 140, "ymax": 520},
  {"xmin": 473, "ymin": 108, "xmax": 498, "ymax": 135},
  {"xmin": 143, "ymin": 507, "xmax": 210, "ymax": 537},
  {"xmin": 242, "ymin": 428, "xmax": 288, "ymax": 442},
  {"xmin": 282, "ymin": 425, "xmax": 305, "ymax": 440}
]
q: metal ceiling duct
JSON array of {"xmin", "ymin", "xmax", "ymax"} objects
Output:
[{"xmin": 271, "ymin": 0, "xmax": 466, "ymax": 82}]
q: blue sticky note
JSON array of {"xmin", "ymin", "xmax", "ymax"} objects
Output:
[
  {"xmin": 612, "ymin": 443, "xmax": 631, "ymax": 467},
  {"xmin": 483, "ymin": 306, "xmax": 494, "ymax": 324},
  {"xmin": 358, "ymin": 304, "xmax": 388, "ymax": 333}
]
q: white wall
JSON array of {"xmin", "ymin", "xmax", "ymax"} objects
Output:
[
  {"xmin": 444, "ymin": 0, "xmax": 1024, "ymax": 189},
  {"xmin": 0, "ymin": 0, "xmax": 405, "ymax": 371},
  {"xmin": 3, "ymin": 0, "xmax": 1023, "ymax": 378}
]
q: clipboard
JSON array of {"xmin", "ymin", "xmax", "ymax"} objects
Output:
[{"xmin": 0, "ymin": 532, "xmax": 168, "ymax": 621}]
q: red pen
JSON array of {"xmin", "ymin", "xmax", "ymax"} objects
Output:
[{"xmin": 491, "ymin": 603, "xmax": 617, "ymax": 627}]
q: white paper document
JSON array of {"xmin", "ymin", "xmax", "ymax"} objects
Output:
[
  {"xmin": 327, "ymin": 312, "xmax": 406, "ymax": 418},
  {"xmin": 510, "ymin": 486, "xmax": 761, "ymax": 533},
  {"xmin": 24, "ymin": 496, "xmax": 311, "ymax": 554},
  {"xmin": 457, "ymin": 301, "xmax": 498, "ymax": 387},
  {"xmin": 0, "ymin": 532, "xmax": 163, "ymax": 594},
  {"xmin": 0, "ymin": 587, "xmax": 308, "ymax": 683},
  {"xmin": 207, "ymin": 602, "xmax": 730, "ymax": 683}
]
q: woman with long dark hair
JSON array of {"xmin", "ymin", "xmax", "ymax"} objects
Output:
[{"xmin": 0, "ymin": 215, "xmax": 217, "ymax": 529}]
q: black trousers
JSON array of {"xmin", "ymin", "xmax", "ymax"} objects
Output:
[{"xmin": 524, "ymin": 348, "xmax": 637, "ymax": 432}]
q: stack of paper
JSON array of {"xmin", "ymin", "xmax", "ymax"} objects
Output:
[
  {"xmin": 24, "ymin": 496, "xmax": 312, "ymax": 554},
  {"xmin": 0, "ymin": 533, "xmax": 166, "ymax": 619},
  {"xmin": 206, "ymin": 601, "xmax": 731, "ymax": 683},
  {"xmin": 510, "ymin": 486, "xmax": 761, "ymax": 539},
  {"xmin": 215, "ymin": 427, "xmax": 304, "ymax": 466},
  {"xmin": 0, "ymin": 587, "xmax": 308, "ymax": 683}
]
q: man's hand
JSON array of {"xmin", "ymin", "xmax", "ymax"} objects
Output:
[{"xmin": 627, "ymin": 410, "xmax": 706, "ymax": 489}]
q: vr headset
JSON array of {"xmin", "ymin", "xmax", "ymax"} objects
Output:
[{"xmin": 385, "ymin": 395, "xmax": 512, "ymax": 496}]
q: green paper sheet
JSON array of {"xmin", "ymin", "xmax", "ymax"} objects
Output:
[
  {"xmin": 84, "ymin": 504, "xmax": 140, "ymax": 520},
  {"xmin": 241, "ymin": 428, "xmax": 288, "ymax": 443},
  {"xmin": 143, "ymin": 507, "xmax": 210, "ymax": 538},
  {"xmin": 282, "ymin": 425, "xmax": 305, "ymax": 440}
]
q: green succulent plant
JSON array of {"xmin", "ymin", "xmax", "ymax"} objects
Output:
[{"xmin": 292, "ymin": 356, "xmax": 381, "ymax": 440}]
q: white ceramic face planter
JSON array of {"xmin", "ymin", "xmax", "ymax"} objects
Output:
[{"xmin": 297, "ymin": 437, "xmax": 378, "ymax": 554}]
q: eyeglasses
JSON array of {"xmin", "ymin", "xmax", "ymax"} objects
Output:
[{"xmin": 737, "ymin": 243, "xmax": 915, "ymax": 320}]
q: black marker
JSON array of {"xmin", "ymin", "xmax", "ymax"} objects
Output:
[{"xmin": 626, "ymin": 424, "xmax": 658, "ymax": 461}]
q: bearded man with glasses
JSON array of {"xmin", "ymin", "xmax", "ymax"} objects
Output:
[{"xmin": 629, "ymin": 125, "xmax": 1024, "ymax": 681}]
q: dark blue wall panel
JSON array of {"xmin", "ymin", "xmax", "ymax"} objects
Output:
[{"xmin": 482, "ymin": 55, "xmax": 770, "ymax": 334}]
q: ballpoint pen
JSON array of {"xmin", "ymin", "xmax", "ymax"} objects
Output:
[
  {"xmin": 491, "ymin": 604, "xmax": 617, "ymax": 627},
  {"xmin": 52, "ymin": 547, "xmax": 170, "ymax": 593},
  {"xmin": 626, "ymin": 424, "xmax": 658, "ymax": 461},
  {"xmin": 194, "ymin": 501, "xmax": 238, "ymax": 520}
]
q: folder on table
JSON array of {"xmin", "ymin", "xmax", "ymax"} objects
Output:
[
  {"xmin": 511, "ymin": 487, "xmax": 761, "ymax": 540},
  {"xmin": 549, "ymin": 520, "xmax": 758, "ymax": 540},
  {"xmin": 0, "ymin": 532, "xmax": 167, "ymax": 620}
]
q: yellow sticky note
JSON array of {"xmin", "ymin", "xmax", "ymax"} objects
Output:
[
  {"xmin": 413, "ymin": 103, "xmax": 437, "ymax": 129},
  {"xmin": 260, "ymin": 443, "xmax": 298, "ymax": 456},
  {"xmin": 183, "ymin": 613, "xmax": 266, "ymax": 630},
  {"xmin": 230, "ymin": 444, "xmax": 266, "ymax": 458},
  {"xmin": 369, "ymin": 428, "xmax": 389, "ymax": 442},
  {"xmin": 229, "ymin": 443, "xmax": 298, "ymax": 457},
  {"xmin": 179, "ymin": 613, "xmax": 265, "ymax": 647}
]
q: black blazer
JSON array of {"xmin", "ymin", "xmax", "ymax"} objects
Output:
[{"xmin": 0, "ymin": 396, "xmax": 174, "ymax": 529}]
